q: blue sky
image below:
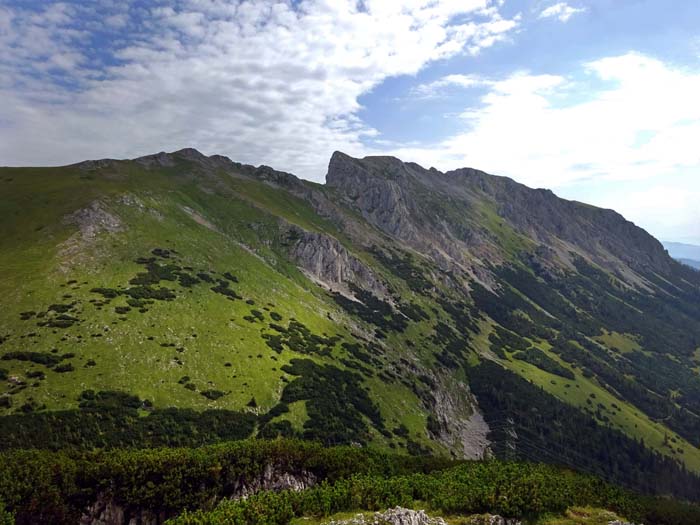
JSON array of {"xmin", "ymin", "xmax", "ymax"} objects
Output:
[{"xmin": 1, "ymin": 1, "xmax": 699, "ymax": 243}]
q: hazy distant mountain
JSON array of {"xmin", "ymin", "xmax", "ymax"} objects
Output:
[
  {"xmin": 678, "ymin": 258, "xmax": 700, "ymax": 270},
  {"xmin": 663, "ymin": 241, "xmax": 700, "ymax": 269}
]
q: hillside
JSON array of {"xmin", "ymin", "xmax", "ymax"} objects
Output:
[{"xmin": 2, "ymin": 148, "xmax": 700, "ymax": 499}]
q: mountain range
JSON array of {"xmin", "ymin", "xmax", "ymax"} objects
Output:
[
  {"xmin": 2, "ymin": 148, "xmax": 700, "ymax": 499},
  {"xmin": 664, "ymin": 241, "xmax": 700, "ymax": 270}
]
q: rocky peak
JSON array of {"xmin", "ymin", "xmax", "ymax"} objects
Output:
[
  {"xmin": 326, "ymin": 151, "xmax": 414, "ymax": 193},
  {"xmin": 325, "ymin": 152, "xmax": 419, "ymax": 243},
  {"xmin": 171, "ymin": 147, "xmax": 207, "ymax": 160}
]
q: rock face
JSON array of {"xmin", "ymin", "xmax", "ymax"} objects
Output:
[
  {"xmin": 325, "ymin": 151, "xmax": 674, "ymax": 285},
  {"xmin": 286, "ymin": 225, "xmax": 389, "ymax": 297},
  {"xmin": 232, "ymin": 461, "xmax": 316, "ymax": 499},
  {"xmin": 80, "ymin": 462, "xmax": 316, "ymax": 525},
  {"xmin": 450, "ymin": 167, "xmax": 672, "ymax": 275},
  {"xmin": 326, "ymin": 152, "xmax": 420, "ymax": 243},
  {"xmin": 428, "ymin": 374, "xmax": 490, "ymax": 459}
]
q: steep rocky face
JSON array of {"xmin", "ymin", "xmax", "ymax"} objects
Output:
[
  {"xmin": 285, "ymin": 224, "xmax": 390, "ymax": 298},
  {"xmin": 450, "ymin": 168, "xmax": 672, "ymax": 276},
  {"xmin": 325, "ymin": 152, "xmax": 492, "ymax": 279},
  {"xmin": 326, "ymin": 152, "xmax": 421, "ymax": 243},
  {"xmin": 428, "ymin": 374, "xmax": 490, "ymax": 460},
  {"xmin": 325, "ymin": 151, "xmax": 679, "ymax": 286}
]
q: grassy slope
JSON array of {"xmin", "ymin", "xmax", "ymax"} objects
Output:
[
  {"xmin": 500, "ymin": 353, "xmax": 700, "ymax": 471},
  {"xmin": 0, "ymin": 162, "xmax": 438, "ymax": 452},
  {"xmin": 467, "ymin": 290, "xmax": 700, "ymax": 471},
  {"xmin": 2, "ymin": 160, "xmax": 699, "ymax": 473}
]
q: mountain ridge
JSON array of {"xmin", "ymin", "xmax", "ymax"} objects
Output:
[
  {"xmin": 2, "ymin": 148, "xmax": 700, "ymax": 500},
  {"xmin": 68, "ymin": 146, "xmax": 677, "ymax": 282}
]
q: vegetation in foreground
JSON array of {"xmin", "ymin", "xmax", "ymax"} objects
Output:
[{"xmin": 0, "ymin": 439, "xmax": 699, "ymax": 525}]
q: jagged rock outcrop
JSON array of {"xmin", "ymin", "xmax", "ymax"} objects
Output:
[
  {"xmin": 324, "ymin": 152, "xmax": 507, "ymax": 280},
  {"xmin": 232, "ymin": 461, "xmax": 316, "ymax": 499},
  {"xmin": 428, "ymin": 374, "xmax": 491, "ymax": 459},
  {"xmin": 80, "ymin": 500, "xmax": 163, "ymax": 525},
  {"xmin": 285, "ymin": 225, "xmax": 389, "ymax": 297},
  {"xmin": 326, "ymin": 152, "xmax": 422, "ymax": 244}
]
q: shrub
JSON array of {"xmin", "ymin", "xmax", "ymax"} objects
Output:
[{"xmin": 201, "ymin": 390, "xmax": 227, "ymax": 401}]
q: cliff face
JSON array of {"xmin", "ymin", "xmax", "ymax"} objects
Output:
[
  {"xmin": 285, "ymin": 225, "xmax": 389, "ymax": 298},
  {"xmin": 455, "ymin": 169, "xmax": 671, "ymax": 275},
  {"xmin": 325, "ymin": 151, "xmax": 678, "ymax": 286}
]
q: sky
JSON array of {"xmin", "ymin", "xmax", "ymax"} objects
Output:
[{"xmin": 1, "ymin": 1, "xmax": 699, "ymax": 244}]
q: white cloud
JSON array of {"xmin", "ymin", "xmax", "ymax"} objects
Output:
[
  {"xmin": 0, "ymin": 0, "xmax": 518, "ymax": 179},
  {"xmin": 412, "ymin": 74, "xmax": 489, "ymax": 97},
  {"xmin": 104, "ymin": 13, "xmax": 129, "ymax": 29},
  {"xmin": 388, "ymin": 53, "xmax": 700, "ymax": 186},
  {"xmin": 592, "ymin": 182, "xmax": 700, "ymax": 244},
  {"xmin": 538, "ymin": 2, "xmax": 586, "ymax": 22}
]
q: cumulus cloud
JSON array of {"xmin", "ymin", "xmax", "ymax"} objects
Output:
[
  {"xmin": 538, "ymin": 2, "xmax": 586, "ymax": 22},
  {"xmin": 390, "ymin": 53, "xmax": 700, "ymax": 186},
  {"xmin": 0, "ymin": 0, "xmax": 518, "ymax": 179}
]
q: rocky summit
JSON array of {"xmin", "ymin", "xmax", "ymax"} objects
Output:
[{"xmin": 1, "ymin": 148, "xmax": 700, "ymax": 500}]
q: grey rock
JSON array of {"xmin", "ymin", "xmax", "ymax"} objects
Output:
[
  {"xmin": 428, "ymin": 373, "xmax": 491, "ymax": 459},
  {"xmin": 460, "ymin": 515, "xmax": 522, "ymax": 525},
  {"xmin": 285, "ymin": 225, "xmax": 389, "ymax": 297},
  {"xmin": 64, "ymin": 200, "xmax": 123, "ymax": 239},
  {"xmin": 324, "ymin": 507, "xmax": 447, "ymax": 525},
  {"xmin": 325, "ymin": 151, "xmax": 673, "ymax": 287},
  {"xmin": 233, "ymin": 461, "xmax": 316, "ymax": 499}
]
